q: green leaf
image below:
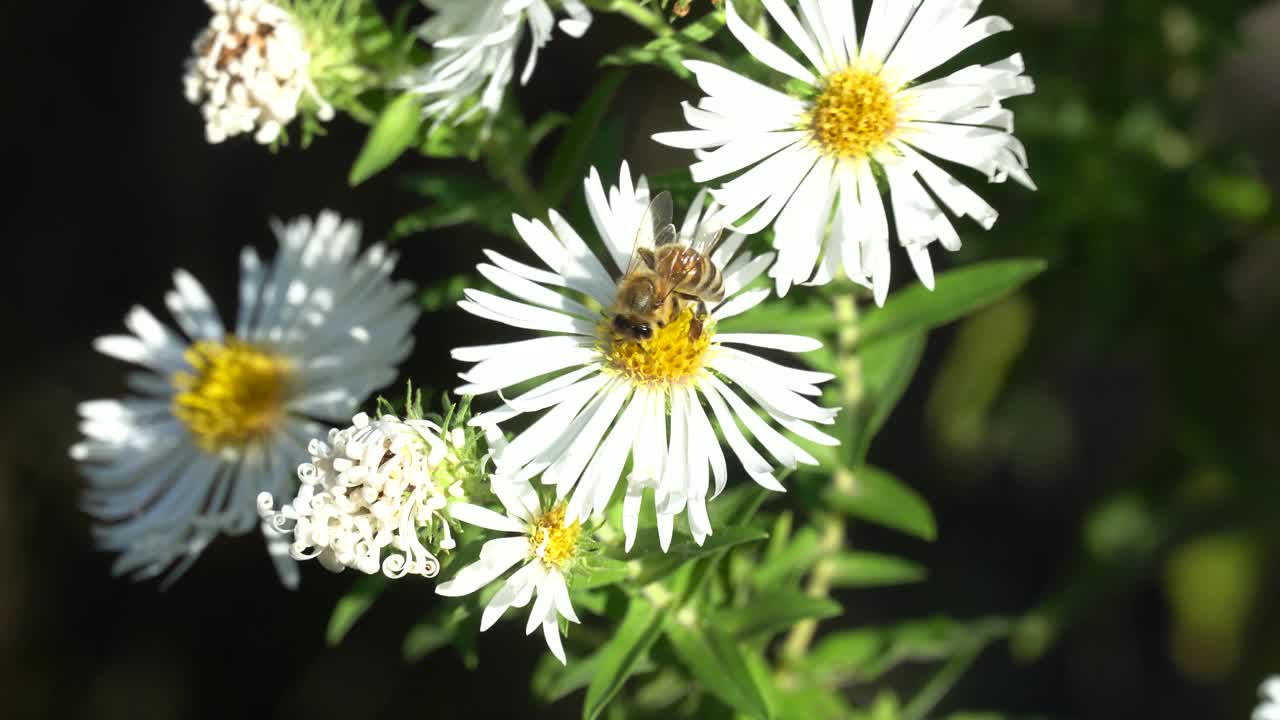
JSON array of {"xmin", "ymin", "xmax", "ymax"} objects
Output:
[
  {"xmin": 859, "ymin": 259, "xmax": 1047, "ymax": 347},
  {"xmin": 801, "ymin": 616, "xmax": 1010, "ymax": 686},
  {"xmin": 393, "ymin": 174, "xmax": 519, "ymax": 241},
  {"xmin": 418, "ymin": 274, "xmax": 472, "ymax": 312},
  {"xmin": 349, "ymin": 92, "xmax": 422, "ymax": 186},
  {"xmin": 402, "ymin": 616, "xmax": 453, "ymax": 661},
  {"xmin": 543, "ymin": 69, "xmax": 628, "ymax": 207},
  {"xmin": 627, "ymin": 526, "xmax": 768, "ymax": 586},
  {"xmin": 575, "ymin": 555, "xmax": 632, "ymax": 591},
  {"xmin": 828, "ymin": 551, "xmax": 927, "ymax": 588},
  {"xmin": 717, "ymin": 296, "xmax": 835, "ymax": 336},
  {"xmin": 775, "ymin": 686, "xmax": 857, "ymax": 720},
  {"xmin": 753, "ymin": 527, "xmax": 822, "ymax": 588},
  {"xmin": 714, "ymin": 590, "xmax": 841, "ymax": 641},
  {"xmin": 664, "ymin": 621, "xmax": 772, "ymax": 719},
  {"xmin": 534, "ymin": 650, "xmax": 658, "ymax": 704},
  {"xmin": 599, "ymin": 12, "xmax": 725, "ymax": 79},
  {"xmin": 847, "ymin": 331, "xmax": 926, "ymax": 466},
  {"xmin": 402, "ymin": 602, "xmax": 475, "ymax": 662},
  {"xmin": 326, "ymin": 575, "xmax": 387, "ymax": 647},
  {"xmin": 583, "ymin": 597, "xmax": 665, "ymax": 720},
  {"xmin": 826, "ymin": 466, "xmax": 936, "ymax": 541}
]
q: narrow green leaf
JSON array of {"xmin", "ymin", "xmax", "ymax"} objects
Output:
[
  {"xmin": 543, "ymin": 69, "xmax": 628, "ymax": 206},
  {"xmin": 775, "ymin": 686, "xmax": 858, "ymax": 720},
  {"xmin": 801, "ymin": 629, "xmax": 885, "ymax": 686},
  {"xmin": 402, "ymin": 617, "xmax": 453, "ymax": 661},
  {"xmin": 534, "ymin": 651, "xmax": 602, "ymax": 703},
  {"xmin": 664, "ymin": 621, "xmax": 772, "ymax": 719},
  {"xmin": 753, "ymin": 527, "xmax": 822, "ymax": 588},
  {"xmin": 628, "ymin": 526, "xmax": 768, "ymax": 586},
  {"xmin": 717, "ymin": 297, "xmax": 834, "ymax": 336},
  {"xmin": 326, "ymin": 575, "xmax": 387, "ymax": 647},
  {"xmin": 829, "ymin": 551, "xmax": 927, "ymax": 588},
  {"xmin": 715, "ymin": 590, "xmax": 841, "ymax": 641},
  {"xmin": 575, "ymin": 555, "xmax": 631, "ymax": 591},
  {"xmin": 402, "ymin": 603, "xmax": 474, "ymax": 662},
  {"xmin": 534, "ymin": 650, "xmax": 657, "ymax": 704},
  {"xmin": 848, "ymin": 331, "xmax": 926, "ymax": 466},
  {"xmin": 826, "ymin": 466, "xmax": 936, "ymax": 541},
  {"xmin": 859, "ymin": 259, "xmax": 1047, "ymax": 347},
  {"xmin": 349, "ymin": 92, "xmax": 422, "ymax": 186},
  {"xmin": 583, "ymin": 597, "xmax": 665, "ymax": 720},
  {"xmin": 801, "ymin": 616, "xmax": 1011, "ymax": 686}
]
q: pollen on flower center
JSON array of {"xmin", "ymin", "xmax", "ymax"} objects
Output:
[
  {"xmin": 600, "ymin": 308, "xmax": 713, "ymax": 385},
  {"xmin": 530, "ymin": 505, "xmax": 581, "ymax": 569},
  {"xmin": 810, "ymin": 68, "xmax": 899, "ymax": 158},
  {"xmin": 172, "ymin": 338, "xmax": 291, "ymax": 451}
]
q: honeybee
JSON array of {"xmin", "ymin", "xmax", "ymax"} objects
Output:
[{"xmin": 610, "ymin": 191, "xmax": 725, "ymax": 343}]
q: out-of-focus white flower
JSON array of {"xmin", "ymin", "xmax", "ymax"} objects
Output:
[
  {"xmin": 451, "ymin": 162, "xmax": 838, "ymax": 552},
  {"xmin": 1257, "ymin": 676, "xmax": 1280, "ymax": 720},
  {"xmin": 654, "ymin": 0, "xmax": 1035, "ymax": 303},
  {"xmin": 258, "ymin": 413, "xmax": 469, "ymax": 578},
  {"xmin": 72, "ymin": 212, "xmax": 418, "ymax": 587},
  {"xmin": 437, "ymin": 478, "xmax": 583, "ymax": 664},
  {"xmin": 183, "ymin": 0, "xmax": 333, "ymax": 144},
  {"xmin": 405, "ymin": 0, "xmax": 592, "ymax": 123}
]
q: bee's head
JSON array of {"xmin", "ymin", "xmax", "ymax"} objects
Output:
[{"xmin": 612, "ymin": 314, "xmax": 653, "ymax": 341}]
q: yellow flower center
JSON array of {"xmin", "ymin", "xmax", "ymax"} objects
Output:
[
  {"xmin": 600, "ymin": 308, "xmax": 714, "ymax": 385},
  {"xmin": 171, "ymin": 338, "xmax": 291, "ymax": 451},
  {"xmin": 810, "ymin": 68, "xmax": 899, "ymax": 158},
  {"xmin": 530, "ymin": 505, "xmax": 582, "ymax": 569}
]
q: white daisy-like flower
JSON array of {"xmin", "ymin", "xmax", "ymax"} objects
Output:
[
  {"xmin": 436, "ymin": 477, "xmax": 583, "ymax": 665},
  {"xmin": 1257, "ymin": 676, "xmax": 1280, "ymax": 720},
  {"xmin": 72, "ymin": 211, "xmax": 418, "ymax": 587},
  {"xmin": 183, "ymin": 0, "xmax": 334, "ymax": 144},
  {"xmin": 258, "ymin": 413, "xmax": 466, "ymax": 578},
  {"xmin": 653, "ymin": 0, "xmax": 1036, "ymax": 303},
  {"xmin": 406, "ymin": 0, "xmax": 592, "ymax": 123},
  {"xmin": 452, "ymin": 162, "xmax": 838, "ymax": 552}
]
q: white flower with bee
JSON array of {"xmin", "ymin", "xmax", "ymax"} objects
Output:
[{"xmin": 451, "ymin": 162, "xmax": 839, "ymax": 552}]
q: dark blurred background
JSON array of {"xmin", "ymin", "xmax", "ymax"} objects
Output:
[{"xmin": 4, "ymin": 1, "xmax": 1279, "ymax": 718}]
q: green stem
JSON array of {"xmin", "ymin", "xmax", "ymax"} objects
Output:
[
  {"xmin": 487, "ymin": 155, "xmax": 548, "ymax": 220},
  {"xmin": 780, "ymin": 294, "xmax": 862, "ymax": 665},
  {"xmin": 901, "ymin": 641, "xmax": 985, "ymax": 720},
  {"xmin": 583, "ymin": 0, "xmax": 674, "ymax": 37}
]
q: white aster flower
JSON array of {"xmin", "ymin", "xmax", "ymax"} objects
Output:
[
  {"xmin": 258, "ymin": 413, "xmax": 466, "ymax": 578},
  {"xmin": 436, "ymin": 478, "xmax": 583, "ymax": 665},
  {"xmin": 653, "ymin": 0, "xmax": 1036, "ymax": 303},
  {"xmin": 1257, "ymin": 676, "xmax": 1280, "ymax": 720},
  {"xmin": 184, "ymin": 0, "xmax": 334, "ymax": 144},
  {"xmin": 452, "ymin": 162, "xmax": 838, "ymax": 552},
  {"xmin": 72, "ymin": 211, "xmax": 418, "ymax": 586},
  {"xmin": 406, "ymin": 0, "xmax": 592, "ymax": 123}
]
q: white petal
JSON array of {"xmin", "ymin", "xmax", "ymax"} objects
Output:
[
  {"xmin": 480, "ymin": 560, "xmax": 542, "ymax": 630},
  {"xmin": 436, "ymin": 536, "xmax": 528, "ymax": 597},
  {"xmin": 699, "ymin": 382, "xmax": 785, "ymax": 492},
  {"xmin": 715, "ymin": 333, "xmax": 822, "ymax": 352},
  {"xmin": 757, "ymin": 0, "xmax": 827, "ymax": 73},
  {"xmin": 449, "ymin": 503, "xmax": 526, "ymax": 534},
  {"xmin": 542, "ymin": 614, "xmax": 567, "ymax": 665},
  {"xmin": 545, "ymin": 380, "xmax": 631, "ymax": 500},
  {"xmin": 526, "ymin": 571, "xmax": 557, "ymax": 635},
  {"xmin": 726, "ymin": 0, "xmax": 815, "ymax": 84}
]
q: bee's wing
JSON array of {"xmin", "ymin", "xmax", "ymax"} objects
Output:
[
  {"xmin": 688, "ymin": 217, "xmax": 725, "ymax": 258},
  {"xmin": 624, "ymin": 191, "xmax": 676, "ymax": 277}
]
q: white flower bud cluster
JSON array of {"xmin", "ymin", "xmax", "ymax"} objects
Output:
[
  {"xmin": 259, "ymin": 413, "xmax": 467, "ymax": 579},
  {"xmin": 183, "ymin": 0, "xmax": 333, "ymax": 144}
]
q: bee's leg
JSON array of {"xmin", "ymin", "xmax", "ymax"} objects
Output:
[{"xmin": 689, "ymin": 299, "xmax": 709, "ymax": 341}]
